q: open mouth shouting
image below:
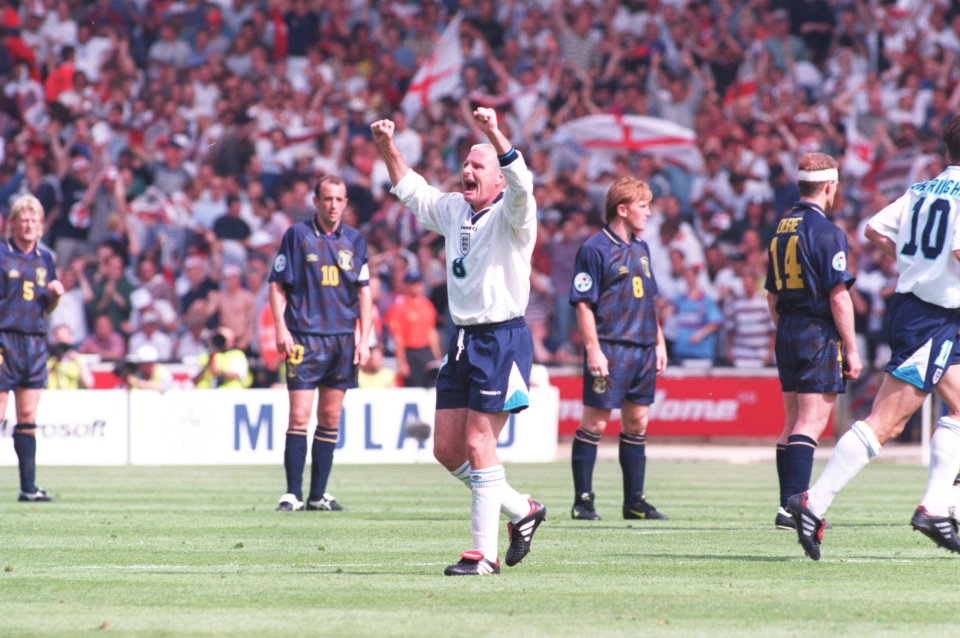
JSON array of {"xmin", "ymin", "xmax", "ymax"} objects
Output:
[{"xmin": 463, "ymin": 176, "xmax": 478, "ymax": 198}]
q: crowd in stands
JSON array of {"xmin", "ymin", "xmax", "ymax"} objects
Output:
[{"xmin": 1, "ymin": 0, "xmax": 958, "ymax": 387}]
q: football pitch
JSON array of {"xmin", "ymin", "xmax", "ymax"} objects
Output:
[{"xmin": 3, "ymin": 458, "xmax": 960, "ymax": 637}]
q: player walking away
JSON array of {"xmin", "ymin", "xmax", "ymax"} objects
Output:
[
  {"xmin": 371, "ymin": 108, "xmax": 546, "ymax": 576},
  {"xmin": 788, "ymin": 116, "xmax": 960, "ymax": 561},
  {"xmin": 569, "ymin": 177, "xmax": 669, "ymax": 522},
  {"xmin": 765, "ymin": 153, "xmax": 862, "ymax": 531},
  {"xmin": 1, "ymin": 194, "xmax": 64, "ymax": 502},
  {"xmin": 269, "ymin": 176, "xmax": 373, "ymax": 513}
]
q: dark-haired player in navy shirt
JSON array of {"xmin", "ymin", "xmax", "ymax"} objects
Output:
[
  {"xmin": 569, "ymin": 176, "xmax": 668, "ymax": 522},
  {"xmin": 268, "ymin": 175, "xmax": 373, "ymax": 512},
  {"xmin": 1, "ymin": 194, "xmax": 64, "ymax": 502},
  {"xmin": 764, "ymin": 152, "xmax": 862, "ymax": 533}
]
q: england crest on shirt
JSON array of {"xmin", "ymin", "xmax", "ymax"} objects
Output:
[{"xmin": 459, "ymin": 223, "xmax": 474, "ymax": 256}]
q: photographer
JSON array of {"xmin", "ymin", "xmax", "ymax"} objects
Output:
[
  {"xmin": 47, "ymin": 325, "xmax": 94, "ymax": 390},
  {"xmin": 192, "ymin": 327, "xmax": 251, "ymax": 389},
  {"xmin": 118, "ymin": 344, "xmax": 173, "ymax": 391}
]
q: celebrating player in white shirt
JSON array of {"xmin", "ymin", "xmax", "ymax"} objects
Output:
[
  {"xmin": 371, "ymin": 108, "xmax": 546, "ymax": 576},
  {"xmin": 789, "ymin": 115, "xmax": 960, "ymax": 560}
]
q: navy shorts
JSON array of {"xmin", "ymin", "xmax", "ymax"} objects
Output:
[
  {"xmin": 775, "ymin": 314, "xmax": 845, "ymax": 393},
  {"xmin": 583, "ymin": 340, "xmax": 656, "ymax": 409},
  {"xmin": 0, "ymin": 331, "xmax": 48, "ymax": 391},
  {"xmin": 436, "ymin": 317, "xmax": 533, "ymax": 413},
  {"xmin": 285, "ymin": 331, "xmax": 357, "ymax": 391},
  {"xmin": 884, "ymin": 293, "xmax": 960, "ymax": 392}
]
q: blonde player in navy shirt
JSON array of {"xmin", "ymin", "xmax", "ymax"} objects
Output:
[
  {"xmin": 569, "ymin": 177, "xmax": 668, "ymax": 522},
  {"xmin": 372, "ymin": 108, "xmax": 546, "ymax": 576},
  {"xmin": 789, "ymin": 116, "xmax": 960, "ymax": 560},
  {"xmin": 269, "ymin": 175, "xmax": 373, "ymax": 513},
  {"xmin": 0, "ymin": 194, "xmax": 64, "ymax": 502},
  {"xmin": 764, "ymin": 152, "xmax": 862, "ymax": 532}
]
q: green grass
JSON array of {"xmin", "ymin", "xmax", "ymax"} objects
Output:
[{"xmin": 2, "ymin": 459, "xmax": 960, "ymax": 637}]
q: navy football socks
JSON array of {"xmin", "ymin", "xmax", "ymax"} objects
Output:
[
  {"xmin": 283, "ymin": 430, "xmax": 308, "ymax": 499},
  {"xmin": 572, "ymin": 428, "xmax": 601, "ymax": 494},
  {"xmin": 13, "ymin": 423, "xmax": 37, "ymax": 493},
  {"xmin": 308, "ymin": 426, "xmax": 338, "ymax": 502},
  {"xmin": 619, "ymin": 432, "xmax": 647, "ymax": 502},
  {"xmin": 776, "ymin": 443, "xmax": 787, "ymax": 508},
  {"xmin": 784, "ymin": 434, "xmax": 817, "ymax": 499}
]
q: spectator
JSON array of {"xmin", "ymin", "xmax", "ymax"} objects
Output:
[
  {"xmin": 385, "ymin": 271, "xmax": 441, "ymax": 387},
  {"xmin": 192, "ymin": 327, "xmax": 251, "ymax": 389},
  {"xmin": 179, "ymin": 255, "xmax": 220, "ymax": 329},
  {"xmin": 127, "ymin": 310, "xmax": 175, "ymax": 362},
  {"xmin": 78, "ymin": 314, "xmax": 126, "ymax": 361},
  {"xmin": 47, "ymin": 324, "xmax": 94, "ymax": 390},
  {"xmin": 726, "ymin": 270, "xmax": 776, "ymax": 367},
  {"xmin": 120, "ymin": 343, "xmax": 173, "ymax": 391},
  {"xmin": 211, "ymin": 263, "xmax": 255, "ymax": 352},
  {"xmin": 46, "ymin": 256, "xmax": 88, "ymax": 344},
  {"xmin": 668, "ymin": 266, "xmax": 724, "ymax": 364},
  {"xmin": 85, "ymin": 252, "xmax": 133, "ymax": 334}
]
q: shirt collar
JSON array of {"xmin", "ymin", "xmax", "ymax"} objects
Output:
[
  {"xmin": 7, "ymin": 239, "xmax": 39, "ymax": 256},
  {"xmin": 312, "ymin": 216, "xmax": 341, "ymax": 237},
  {"xmin": 792, "ymin": 200, "xmax": 826, "ymax": 217},
  {"xmin": 601, "ymin": 224, "xmax": 626, "ymax": 246},
  {"xmin": 470, "ymin": 191, "xmax": 505, "ymax": 224}
]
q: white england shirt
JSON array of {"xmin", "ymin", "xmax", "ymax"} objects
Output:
[
  {"xmin": 391, "ymin": 152, "xmax": 537, "ymax": 325},
  {"xmin": 868, "ymin": 165, "xmax": 960, "ymax": 308}
]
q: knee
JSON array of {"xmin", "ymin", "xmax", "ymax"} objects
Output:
[
  {"xmin": 621, "ymin": 416, "xmax": 648, "ymax": 436},
  {"xmin": 579, "ymin": 420, "xmax": 607, "ymax": 436},
  {"xmin": 432, "ymin": 438, "xmax": 460, "ymax": 470},
  {"xmin": 791, "ymin": 419, "xmax": 827, "ymax": 441},
  {"xmin": 288, "ymin": 408, "xmax": 311, "ymax": 432},
  {"xmin": 316, "ymin": 409, "xmax": 342, "ymax": 431}
]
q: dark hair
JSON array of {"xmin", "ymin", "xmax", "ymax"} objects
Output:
[
  {"xmin": 314, "ymin": 175, "xmax": 346, "ymax": 199},
  {"xmin": 944, "ymin": 115, "xmax": 960, "ymax": 163}
]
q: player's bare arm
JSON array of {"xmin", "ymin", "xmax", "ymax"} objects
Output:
[
  {"xmin": 828, "ymin": 283, "xmax": 862, "ymax": 381},
  {"xmin": 354, "ymin": 284, "xmax": 373, "ymax": 367},
  {"xmin": 864, "ymin": 224, "xmax": 897, "ymax": 259},
  {"xmin": 575, "ymin": 301, "xmax": 609, "ymax": 378},
  {"xmin": 766, "ymin": 291, "xmax": 780, "ymax": 327},
  {"xmin": 655, "ymin": 324, "xmax": 668, "ymax": 375},
  {"xmin": 268, "ymin": 281, "xmax": 294, "ymax": 357},
  {"xmin": 44, "ymin": 279, "xmax": 65, "ymax": 313},
  {"xmin": 370, "ymin": 119, "xmax": 411, "ymax": 185}
]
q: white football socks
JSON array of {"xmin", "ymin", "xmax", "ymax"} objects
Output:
[
  {"xmin": 920, "ymin": 417, "xmax": 960, "ymax": 517},
  {"xmin": 807, "ymin": 421, "xmax": 881, "ymax": 519},
  {"xmin": 471, "ymin": 465, "xmax": 505, "ymax": 562},
  {"xmin": 452, "ymin": 460, "xmax": 530, "ymax": 520}
]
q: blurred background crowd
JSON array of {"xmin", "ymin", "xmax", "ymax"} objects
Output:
[{"xmin": 1, "ymin": 0, "xmax": 958, "ymax": 388}]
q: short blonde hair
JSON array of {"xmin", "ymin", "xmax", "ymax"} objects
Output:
[
  {"xmin": 605, "ymin": 176, "xmax": 653, "ymax": 222},
  {"xmin": 797, "ymin": 152, "xmax": 839, "ymax": 197}
]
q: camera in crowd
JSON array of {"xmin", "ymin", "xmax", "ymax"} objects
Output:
[
  {"xmin": 209, "ymin": 332, "xmax": 228, "ymax": 352},
  {"xmin": 114, "ymin": 360, "xmax": 138, "ymax": 379},
  {"xmin": 49, "ymin": 342, "xmax": 71, "ymax": 360}
]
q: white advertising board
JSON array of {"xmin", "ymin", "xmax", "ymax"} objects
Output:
[
  {"xmin": 0, "ymin": 390, "xmax": 129, "ymax": 466},
  {"xmin": 1, "ymin": 388, "xmax": 559, "ymax": 466}
]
